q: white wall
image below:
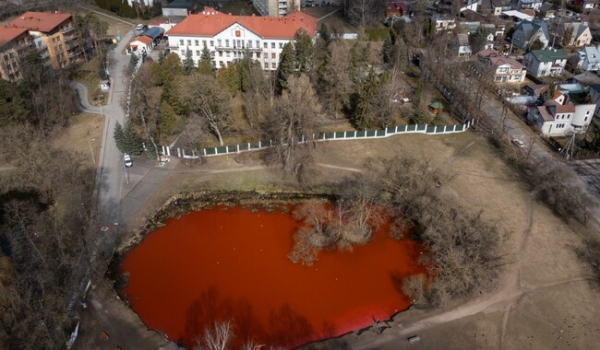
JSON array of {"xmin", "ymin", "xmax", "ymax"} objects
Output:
[
  {"xmin": 127, "ymin": 0, "xmax": 154, "ymax": 7},
  {"xmin": 168, "ymin": 23, "xmax": 293, "ymax": 71}
]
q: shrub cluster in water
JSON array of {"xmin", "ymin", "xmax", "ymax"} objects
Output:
[{"xmin": 290, "ymin": 157, "xmax": 507, "ymax": 307}]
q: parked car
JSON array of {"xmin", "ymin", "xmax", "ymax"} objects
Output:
[
  {"xmin": 135, "ymin": 24, "xmax": 144, "ymax": 32},
  {"xmin": 512, "ymin": 139, "xmax": 525, "ymax": 148},
  {"xmin": 124, "ymin": 154, "xmax": 133, "ymax": 168}
]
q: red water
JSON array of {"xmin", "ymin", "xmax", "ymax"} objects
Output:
[{"xmin": 121, "ymin": 206, "xmax": 426, "ymax": 349}]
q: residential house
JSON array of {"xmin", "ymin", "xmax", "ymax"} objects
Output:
[
  {"xmin": 588, "ymin": 84, "xmax": 600, "ymax": 117},
  {"xmin": 386, "ymin": 2, "xmax": 407, "ymax": 18},
  {"xmin": 571, "ymin": 71, "xmax": 600, "ymax": 86},
  {"xmin": 477, "ymin": 49, "xmax": 527, "ymax": 83},
  {"xmin": 491, "ymin": 0, "xmax": 512, "ymax": 15},
  {"xmin": 10, "ymin": 11, "xmax": 81, "ymax": 69},
  {"xmin": 252, "ymin": 0, "xmax": 300, "ymax": 17},
  {"xmin": 522, "ymin": 84, "xmax": 549, "ymax": 97},
  {"xmin": 162, "ymin": 0, "xmax": 195, "ymax": 17},
  {"xmin": 455, "ymin": 33, "xmax": 472, "ymax": 57},
  {"xmin": 166, "ymin": 8, "xmax": 316, "ymax": 71},
  {"xmin": 539, "ymin": 3, "xmax": 556, "ymax": 19},
  {"xmin": 560, "ymin": 22, "xmax": 592, "ymax": 47},
  {"xmin": 431, "ymin": 14, "xmax": 456, "ymax": 33},
  {"xmin": 512, "ymin": 0, "xmax": 542, "ymax": 11},
  {"xmin": 0, "ymin": 25, "xmax": 32, "ymax": 82},
  {"xmin": 575, "ymin": 45, "xmax": 600, "ymax": 71},
  {"xmin": 511, "ymin": 20, "xmax": 550, "ymax": 50},
  {"xmin": 523, "ymin": 49, "xmax": 568, "ymax": 77},
  {"xmin": 572, "ymin": 0, "xmax": 600, "ymax": 10},
  {"xmin": 527, "ymin": 92, "xmax": 595, "ymax": 136}
]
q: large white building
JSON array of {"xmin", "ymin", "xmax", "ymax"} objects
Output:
[
  {"xmin": 166, "ymin": 8, "xmax": 316, "ymax": 71},
  {"xmin": 527, "ymin": 92, "xmax": 595, "ymax": 137},
  {"xmin": 252, "ymin": 0, "xmax": 301, "ymax": 17},
  {"xmin": 127, "ymin": 0, "xmax": 154, "ymax": 7}
]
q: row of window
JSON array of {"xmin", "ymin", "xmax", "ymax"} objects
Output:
[
  {"xmin": 216, "ymin": 60, "xmax": 277, "ymax": 69},
  {"xmin": 178, "ymin": 38, "xmax": 285, "ymax": 50},
  {"xmin": 181, "ymin": 49, "xmax": 278, "ymax": 61}
]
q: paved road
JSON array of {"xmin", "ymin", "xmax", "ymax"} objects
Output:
[{"xmin": 70, "ymin": 82, "xmax": 104, "ymax": 115}]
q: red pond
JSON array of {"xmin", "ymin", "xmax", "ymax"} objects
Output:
[{"xmin": 121, "ymin": 206, "xmax": 427, "ymax": 349}]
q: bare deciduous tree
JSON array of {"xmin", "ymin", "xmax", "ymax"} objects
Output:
[{"xmin": 177, "ymin": 72, "xmax": 233, "ymax": 145}]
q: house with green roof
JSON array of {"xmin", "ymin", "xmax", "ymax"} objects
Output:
[{"xmin": 523, "ymin": 48, "xmax": 569, "ymax": 78}]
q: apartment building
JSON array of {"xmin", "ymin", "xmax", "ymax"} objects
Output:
[
  {"xmin": 252, "ymin": 0, "xmax": 301, "ymax": 17},
  {"xmin": 0, "ymin": 25, "xmax": 32, "ymax": 82},
  {"xmin": 166, "ymin": 8, "xmax": 316, "ymax": 71},
  {"xmin": 10, "ymin": 11, "xmax": 81, "ymax": 69}
]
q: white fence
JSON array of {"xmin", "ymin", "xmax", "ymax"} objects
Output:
[{"xmin": 160, "ymin": 121, "xmax": 472, "ymax": 160}]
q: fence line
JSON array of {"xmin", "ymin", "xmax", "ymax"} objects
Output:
[{"xmin": 166, "ymin": 121, "xmax": 472, "ymax": 160}]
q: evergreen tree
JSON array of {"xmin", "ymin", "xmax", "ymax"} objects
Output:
[
  {"xmin": 198, "ymin": 44, "xmax": 214, "ymax": 76},
  {"xmin": 277, "ymin": 43, "xmax": 295, "ymax": 94},
  {"xmin": 294, "ymin": 28, "xmax": 314, "ymax": 73},
  {"xmin": 217, "ymin": 62, "xmax": 241, "ymax": 94},
  {"xmin": 129, "ymin": 53, "xmax": 139, "ymax": 71},
  {"xmin": 121, "ymin": 121, "xmax": 144, "ymax": 155},
  {"xmin": 349, "ymin": 42, "xmax": 370, "ymax": 84},
  {"xmin": 113, "ymin": 121, "xmax": 127, "ymax": 153},
  {"xmin": 158, "ymin": 101, "xmax": 177, "ymax": 136},
  {"xmin": 0, "ymin": 80, "xmax": 29, "ymax": 126},
  {"xmin": 183, "ymin": 49, "xmax": 195, "ymax": 75},
  {"xmin": 382, "ymin": 33, "xmax": 393, "ymax": 64},
  {"xmin": 353, "ymin": 69, "xmax": 378, "ymax": 129},
  {"xmin": 320, "ymin": 23, "xmax": 331, "ymax": 43}
]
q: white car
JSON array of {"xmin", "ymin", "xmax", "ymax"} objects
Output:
[
  {"xmin": 511, "ymin": 139, "xmax": 525, "ymax": 148},
  {"xmin": 124, "ymin": 154, "xmax": 133, "ymax": 168}
]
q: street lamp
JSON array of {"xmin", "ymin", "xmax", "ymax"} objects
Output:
[{"xmin": 88, "ymin": 139, "xmax": 96, "ymax": 164}]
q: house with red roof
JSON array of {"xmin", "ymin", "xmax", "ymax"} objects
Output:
[
  {"xmin": 526, "ymin": 91, "xmax": 596, "ymax": 136},
  {"xmin": 477, "ymin": 49, "xmax": 527, "ymax": 83},
  {"xmin": 166, "ymin": 8, "xmax": 317, "ymax": 70},
  {"xmin": 386, "ymin": 2, "xmax": 407, "ymax": 18},
  {"xmin": 0, "ymin": 25, "xmax": 33, "ymax": 82},
  {"xmin": 9, "ymin": 11, "xmax": 81, "ymax": 69}
]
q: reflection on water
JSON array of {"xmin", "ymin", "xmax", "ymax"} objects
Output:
[{"xmin": 121, "ymin": 206, "xmax": 426, "ymax": 348}]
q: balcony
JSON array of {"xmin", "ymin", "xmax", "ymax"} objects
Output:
[
  {"xmin": 61, "ymin": 26, "xmax": 75, "ymax": 34},
  {"xmin": 63, "ymin": 33, "xmax": 76, "ymax": 41},
  {"xmin": 214, "ymin": 45, "xmax": 262, "ymax": 52}
]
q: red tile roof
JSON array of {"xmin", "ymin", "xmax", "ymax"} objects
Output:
[
  {"xmin": 11, "ymin": 11, "xmax": 72, "ymax": 33},
  {"xmin": 167, "ymin": 8, "xmax": 317, "ymax": 39},
  {"xmin": 0, "ymin": 25, "xmax": 28, "ymax": 47},
  {"xmin": 133, "ymin": 35, "xmax": 153, "ymax": 46}
]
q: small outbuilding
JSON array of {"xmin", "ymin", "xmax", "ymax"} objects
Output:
[
  {"xmin": 128, "ymin": 35, "xmax": 153, "ymax": 56},
  {"xmin": 162, "ymin": 0, "xmax": 195, "ymax": 17},
  {"xmin": 99, "ymin": 80, "xmax": 110, "ymax": 92}
]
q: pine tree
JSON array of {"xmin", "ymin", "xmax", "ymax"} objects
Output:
[
  {"xmin": 129, "ymin": 53, "xmax": 139, "ymax": 71},
  {"xmin": 320, "ymin": 23, "xmax": 331, "ymax": 43},
  {"xmin": 113, "ymin": 121, "xmax": 126, "ymax": 153},
  {"xmin": 158, "ymin": 101, "xmax": 177, "ymax": 136},
  {"xmin": 277, "ymin": 42, "xmax": 295, "ymax": 94},
  {"xmin": 353, "ymin": 69, "xmax": 378, "ymax": 129},
  {"xmin": 183, "ymin": 49, "xmax": 195, "ymax": 75},
  {"xmin": 198, "ymin": 43, "xmax": 214, "ymax": 76},
  {"xmin": 382, "ymin": 33, "xmax": 393, "ymax": 64},
  {"xmin": 294, "ymin": 28, "xmax": 314, "ymax": 73},
  {"xmin": 123, "ymin": 121, "xmax": 144, "ymax": 155},
  {"xmin": 217, "ymin": 62, "xmax": 241, "ymax": 94}
]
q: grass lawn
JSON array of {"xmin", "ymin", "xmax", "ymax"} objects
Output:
[{"xmin": 52, "ymin": 113, "xmax": 105, "ymax": 167}]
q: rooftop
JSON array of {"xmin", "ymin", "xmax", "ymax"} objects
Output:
[
  {"xmin": 0, "ymin": 25, "xmax": 28, "ymax": 47},
  {"xmin": 11, "ymin": 11, "xmax": 72, "ymax": 33},
  {"xmin": 167, "ymin": 8, "xmax": 317, "ymax": 39},
  {"xmin": 530, "ymin": 49, "xmax": 568, "ymax": 62}
]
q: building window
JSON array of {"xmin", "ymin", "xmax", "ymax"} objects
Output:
[
  {"xmin": 585, "ymin": 117, "xmax": 589, "ymax": 121},
  {"xmin": 195, "ymin": 40, "xmax": 199, "ymax": 46},
  {"xmin": 225, "ymin": 39, "xmax": 229, "ymax": 47},
  {"xmin": 196, "ymin": 50, "xmax": 200, "ymax": 56},
  {"xmin": 219, "ymin": 51, "xmax": 223, "ymax": 57},
  {"xmin": 272, "ymin": 62, "xmax": 276, "ymax": 68},
  {"xmin": 181, "ymin": 50, "xmax": 185, "ymax": 55},
  {"xmin": 210, "ymin": 40, "xmax": 214, "ymax": 47},
  {"xmin": 256, "ymin": 40, "xmax": 259, "ymax": 48},
  {"xmin": 264, "ymin": 42, "xmax": 268, "ymax": 49},
  {"xmin": 226, "ymin": 51, "xmax": 230, "ymax": 57},
  {"xmin": 218, "ymin": 39, "xmax": 222, "ymax": 47},
  {"xmin": 219, "ymin": 61, "xmax": 223, "ymax": 67},
  {"xmin": 203, "ymin": 40, "xmax": 207, "ymax": 47},
  {"xmin": 271, "ymin": 53, "xmax": 276, "ymax": 59},
  {"xmin": 233, "ymin": 51, "xmax": 237, "ymax": 58},
  {"xmin": 187, "ymin": 40, "xmax": 191, "ymax": 45},
  {"xmin": 263, "ymin": 52, "xmax": 268, "ymax": 58},
  {"xmin": 180, "ymin": 39, "xmax": 184, "ymax": 45},
  {"xmin": 586, "ymin": 110, "xmax": 591, "ymax": 115},
  {"xmin": 279, "ymin": 43, "xmax": 283, "ymax": 49},
  {"xmin": 248, "ymin": 40, "xmax": 252, "ymax": 48},
  {"xmin": 271, "ymin": 42, "xmax": 275, "ymax": 48}
]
